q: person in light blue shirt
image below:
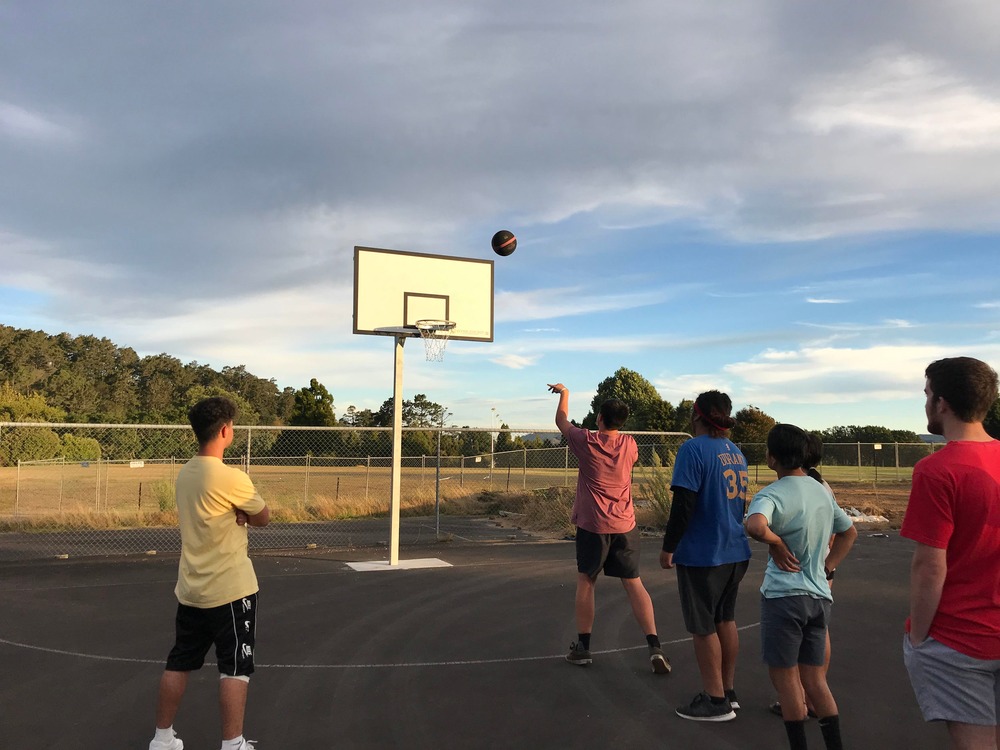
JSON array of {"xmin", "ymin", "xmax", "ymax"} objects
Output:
[{"xmin": 746, "ymin": 424, "xmax": 857, "ymax": 750}]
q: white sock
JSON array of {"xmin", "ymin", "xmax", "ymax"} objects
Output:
[
  {"xmin": 221, "ymin": 736, "xmax": 244, "ymax": 749},
  {"xmin": 154, "ymin": 726, "xmax": 176, "ymax": 741}
]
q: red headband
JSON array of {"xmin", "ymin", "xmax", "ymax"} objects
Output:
[{"xmin": 694, "ymin": 402, "xmax": 728, "ymax": 432}]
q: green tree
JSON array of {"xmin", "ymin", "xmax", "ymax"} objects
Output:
[
  {"xmin": 583, "ymin": 367, "xmax": 662, "ymax": 429},
  {"xmin": 290, "ymin": 379, "xmax": 337, "ymax": 426},
  {"xmin": 731, "ymin": 405, "xmax": 776, "ymax": 466},
  {"xmin": 984, "ymin": 398, "xmax": 1000, "ymax": 439}
]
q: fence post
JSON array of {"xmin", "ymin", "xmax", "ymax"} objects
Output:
[
  {"xmin": 246, "ymin": 427, "xmax": 253, "ymax": 477},
  {"xmin": 60, "ymin": 457, "xmax": 65, "ymax": 513},
  {"xmin": 15, "ymin": 459, "xmax": 20, "ymax": 519},
  {"xmin": 564, "ymin": 445, "xmax": 570, "ymax": 486},
  {"xmin": 523, "ymin": 446, "xmax": 527, "ymax": 489},
  {"xmin": 365, "ymin": 456, "xmax": 370, "ymax": 501},
  {"xmin": 895, "ymin": 442, "xmax": 900, "ymax": 481},
  {"xmin": 304, "ymin": 453, "xmax": 311, "ymax": 504},
  {"xmin": 435, "ymin": 430, "xmax": 442, "ymax": 538},
  {"xmin": 856, "ymin": 442, "xmax": 861, "ymax": 481}
]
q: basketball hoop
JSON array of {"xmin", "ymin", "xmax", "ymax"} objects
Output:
[{"xmin": 415, "ymin": 320, "xmax": 456, "ymax": 361}]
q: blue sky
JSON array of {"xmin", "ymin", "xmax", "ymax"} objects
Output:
[{"xmin": 2, "ymin": 2, "xmax": 999, "ymax": 432}]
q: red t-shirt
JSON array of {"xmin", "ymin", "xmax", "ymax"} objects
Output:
[
  {"xmin": 566, "ymin": 426, "xmax": 638, "ymax": 534},
  {"xmin": 900, "ymin": 439, "xmax": 1000, "ymax": 660}
]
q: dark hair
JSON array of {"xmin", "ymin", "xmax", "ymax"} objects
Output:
[
  {"xmin": 766, "ymin": 423, "xmax": 809, "ymax": 471},
  {"xmin": 188, "ymin": 397, "xmax": 238, "ymax": 444},
  {"xmin": 804, "ymin": 433, "xmax": 824, "ymax": 484},
  {"xmin": 925, "ymin": 357, "xmax": 999, "ymax": 423},
  {"xmin": 693, "ymin": 390, "xmax": 736, "ymax": 437},
  {"xmin": 600, "ymin": 399, "xmax": 630, "ymax": 430}
]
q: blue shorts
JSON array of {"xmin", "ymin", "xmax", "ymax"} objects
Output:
[
  {"xmin": 165, "ymin": 593, "xmax": 258, "ymax": 677},
  {"xmin": 903, "ymin": 635, "xmax": 1000, "ymax": 726}
]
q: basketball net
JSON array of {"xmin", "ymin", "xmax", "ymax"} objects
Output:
[{"xmin": 416, "ymin": 320, "xmax": 456, "ymax": 362}]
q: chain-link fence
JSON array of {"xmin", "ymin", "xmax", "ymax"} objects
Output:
[{"xmin": 0, "ymin": 423, "xmax": 691, "ymax": 560}]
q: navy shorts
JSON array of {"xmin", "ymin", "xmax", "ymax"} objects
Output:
[
  {"xmin": 165, "ymin": 593, "xmax": 258, "ymax": 677},
  {"xmin": 575, "ymin": 527, "xmax": 641, "ymax": 579},
  {"xmin": 676, "ymin": 561, "xmax": 749, "ymax": 635}
]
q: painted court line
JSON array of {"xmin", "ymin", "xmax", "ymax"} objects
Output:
[{"xmin": 0, "ymin": 624, "xmax": 759, "ymax": 669}]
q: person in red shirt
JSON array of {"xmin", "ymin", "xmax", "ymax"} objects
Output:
[
  {"xmin": 548, "ymin": 383, "xmax": 670, "ymax": 675},
  {"xmin": 901, "ymin": 357, "xmax": 1000, "ymax": 750}
]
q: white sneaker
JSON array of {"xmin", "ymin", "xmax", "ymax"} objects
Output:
[{"xmin": 149, "ymin": 729, "xmax": 183, "ymax": 750}]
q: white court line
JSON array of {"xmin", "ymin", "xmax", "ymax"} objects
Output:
[{"xmin": 0, "ymin": 623, "xmax": 759, "ymax": 669}]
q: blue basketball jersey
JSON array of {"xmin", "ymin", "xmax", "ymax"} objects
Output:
[{"xmin": 670, "ymin": 435, "xmax": 751, "ymax": 566}]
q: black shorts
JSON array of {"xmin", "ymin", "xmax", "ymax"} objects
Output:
[
  {"xmin": 165, "ymin": 593, "xmax": 258, "ymax": 676},
  {"xmin": 575, "ymin": 527, "xmax": 641, "ymax": 579},
  {"xmin": 676, "ymin": 561, "xmax": 749, "ymax": 635}
]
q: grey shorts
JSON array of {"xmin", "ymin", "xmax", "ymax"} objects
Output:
[
  {"xmin": 675, "ymin": 560, "xmax": 749, "ymax": 636},
  {"xmin": 903, "ymin": 635, "xmax": 1000, "ymax": 726},
  {"xmin": 760, "ymin": 594, "xmax": 831, "ymax": 668}
]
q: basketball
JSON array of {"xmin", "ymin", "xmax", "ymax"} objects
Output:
[{"xmin": 491, "ymin": 230, "xmax": 517, "ymax": 257}]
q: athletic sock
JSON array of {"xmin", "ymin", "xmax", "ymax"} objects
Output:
[
  {"xmin": 154, "ymin": 727, "xmax": 176, "ymax": 742},
  {"xmin": 709, "ymin": 694, "xmax": 728, "ymax": 705},
  {"xmin": 646, "ymin": 634, "xmax": 661, "ymax": 649},
  {"xmin": 818, "ymin": 715, "xmax": 843, "ymax": 750},
  {"xmin": 221, "ymin": 736, "xmax": 245, "ymax": 750},
  {"xmin": 578, "ymin": 633, "xmax": 591, "ymax": 650},
  {"xmin": 783, "ymin": 719, "xmax": 809, "ymax": 750}
]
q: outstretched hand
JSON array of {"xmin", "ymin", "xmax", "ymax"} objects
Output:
[{"xmin": 547, "ymin": 383, "xmax": 566, "ymax": 394}]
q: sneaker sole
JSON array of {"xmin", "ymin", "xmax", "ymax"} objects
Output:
[
  {"xmin": 566, "ymin": 656, "xmax": 592, "ymax": 666},
  {"xmin": 675, "ymin": 708, "xmax": 737, "ymax": 722},
  {"xmin": 650, "ymin": 655, "xmax": 671, "ymax": 674}
]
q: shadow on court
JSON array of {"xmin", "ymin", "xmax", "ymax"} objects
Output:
[{"xmin": 0, "ymin": 532, "xmax": 944, "ymax": 749}]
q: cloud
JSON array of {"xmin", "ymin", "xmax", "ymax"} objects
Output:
[
  {"xmin": 0, "ymin": 101, "xmax": 79, "ymax": 143},
  {"xmin": 490, "ymin": 354, "xmax": 539, "ymax": 370},
  {"xmin": 806, "ymin": 298, "xmax": 849, "ymax": 304}
]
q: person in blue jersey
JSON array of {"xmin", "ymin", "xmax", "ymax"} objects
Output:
[
  {"xmin": 745, "ymin": 423, "xmax": 857, "ymax": 750},
  {"xmin": 660, "ymin": 390, "xmax": 751, "ymax": 722}
]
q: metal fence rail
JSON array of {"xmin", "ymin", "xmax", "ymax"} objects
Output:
[
  {"xmin": 0, "ymin": 422, "xmax": 938, "ymax": 561},
  {"xmin": 0, "ymin": 422, "xmax": 692, "ymax": 560}
]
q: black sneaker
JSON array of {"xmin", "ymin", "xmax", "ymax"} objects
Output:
[
  {"xmin": 649, "ymin": 646, "xmax": 671, "ymax": 674},
  {"xmin": 676, "ymin": 692, "xmax": 737, "ymax": 722},
  {"xmin": 566, "ymin": 641, "xmax": 592, "ymax": 666},
  {"xmin": 725, "ymin": 689, "xmax": 740, "ymax": 711}
]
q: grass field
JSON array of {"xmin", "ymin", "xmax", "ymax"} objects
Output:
[{"xmin": 0, "ymin": 457, "xmax": 910, "ymax": 534}]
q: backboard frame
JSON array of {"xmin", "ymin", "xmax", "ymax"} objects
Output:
[{"xmin": 353, "ymin": 246, "xmax": 494, "ymax": 342}]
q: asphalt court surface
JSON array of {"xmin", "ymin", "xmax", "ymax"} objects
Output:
[{"xmin": 0, "ymin": 532, "xmax": 947, "ymax": 749}]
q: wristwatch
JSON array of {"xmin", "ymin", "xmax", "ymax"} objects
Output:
[{"xmin": 824, "ymin": 566, "xmax": 836, "ymax": 580}]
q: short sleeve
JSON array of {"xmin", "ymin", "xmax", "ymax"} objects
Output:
[
  {"xmin": 746, "ymin": 490, "xmax": 776, "ymax": 523},
  {"xmin": 230, "ymin": 470, "xmax": 266, "ymax": 515},
  {"xmin": 900, "ymin": 463, "xmax": 954, "ymax": 549},
  {"xmin": 671, "ymin": 441, "xmax": 703, "ymax": 493}
]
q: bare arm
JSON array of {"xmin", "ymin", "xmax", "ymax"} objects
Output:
[
  {"xmin": 908, "ymin": 542, "xmax": 947, "ymax": 644},
  {"xmin": 745, "ymin": 513, "xmax": 801, "ymax": 572},
  {"xmin": 547, "ymin": 383, "xmax": 572, "ymax": 437},
  {"xmin": 824, "ymin": 523, "xmax": 857, "ymax": 572},
  {"xmin": 235, "ymin": 504, "xmax": 270, "ymax": 528}
]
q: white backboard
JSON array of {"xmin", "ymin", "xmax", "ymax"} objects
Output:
[{"xmin": 353, "ymin": 247, "xmax": 494, "ymax": 342}]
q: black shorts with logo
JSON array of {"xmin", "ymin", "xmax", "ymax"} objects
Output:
[
  {"xmin": 165, "ymin": 592, "xmax": 258, "ymax": 676},
  {"xmin": 575, "ymin": 527, "xmax": 642, "ymax": 579}
]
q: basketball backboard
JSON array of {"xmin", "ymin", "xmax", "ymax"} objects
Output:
[{"xmin": 353, "ymin": 247, "xmax": 494, "ymax": 342}]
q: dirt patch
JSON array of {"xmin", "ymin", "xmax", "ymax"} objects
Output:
[{"xmin": 829, "ymin": 481, "xmax": 911, "ymax": 527}]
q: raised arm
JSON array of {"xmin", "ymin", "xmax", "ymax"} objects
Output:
[{"xmin": 547, "ymin": 383, "xmax": 572, "ymax": 437}]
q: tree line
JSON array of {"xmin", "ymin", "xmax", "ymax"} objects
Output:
[{"xmin": 2, "ymin": 328, "xmax": 998, "ymax": 464}]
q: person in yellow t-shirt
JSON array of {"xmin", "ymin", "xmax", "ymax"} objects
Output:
[{"xmin": 148, "ymin": 397, "xmax": 270, "ymax": 750}]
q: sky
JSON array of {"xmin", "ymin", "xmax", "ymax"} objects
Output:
[{"xmin": 2, "ymin": 2, "xmax": 999, "ymax": 433}]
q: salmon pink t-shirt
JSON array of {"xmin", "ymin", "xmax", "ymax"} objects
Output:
[{"xmin": 565, "ymin": 425, "xmax": 638, "ymax": 534}]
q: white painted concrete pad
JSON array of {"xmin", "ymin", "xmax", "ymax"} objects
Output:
[{"xmin": 346, "ymin": 558, "xmax": 453, "ymax": 572}]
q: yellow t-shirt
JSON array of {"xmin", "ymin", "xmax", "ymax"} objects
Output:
[{"xmin": 174, "ymin": 456, "xmax": 266, "ymax": 608}]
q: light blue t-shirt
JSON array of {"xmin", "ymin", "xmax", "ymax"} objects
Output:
[
  {"xmin": 746, "ymin": 476, "xmax": 854, "ymax": 601},
  {"xmin": 671, "ymin": 435, "xmax": 752, "ymax": 566}
]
